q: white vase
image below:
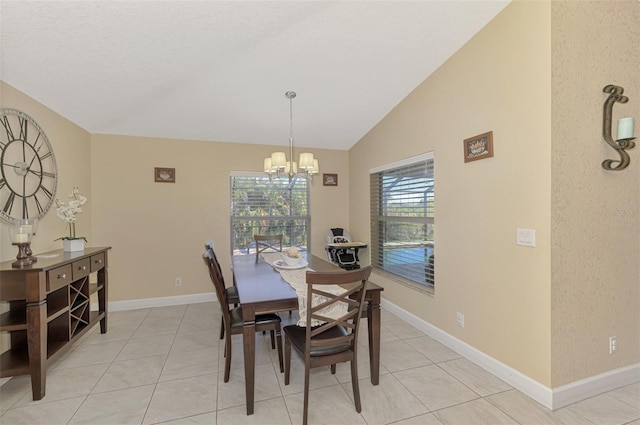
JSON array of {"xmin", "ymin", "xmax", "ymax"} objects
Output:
[{"xmin": 63, "ymin": 239, "xmax": 85, "ymax": 252}]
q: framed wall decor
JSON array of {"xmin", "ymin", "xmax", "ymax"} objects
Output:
[
  {"xmin": 323, "ymin": 173, "xmax": 338, "ymax": 186},
  {"xmin": 154, "ymin": 167, "xmax": 175, "ymax": 183},
  {"xmin": 463, "ymin": 131, "xmax": 494, "ymax": 163}
]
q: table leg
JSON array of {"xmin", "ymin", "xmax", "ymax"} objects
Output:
[
  {"xmin": 367, "ymin": 294, "xmax": 381, "ymax": 385},
  {"xmin": 98, "ymin": 268, "xmax": 108, "ymax": 334},
  {"xmin": 26, "ymin": 300, "xmax": 47, "ymax": 400},
  {"xmin": 242, "ymin": 305, "xmax": 256, "ymax": 415}
]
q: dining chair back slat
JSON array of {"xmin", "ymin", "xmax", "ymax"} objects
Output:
[
  {"xmin": 204, "ymin": 241, "xmax": 240, "ymax": 340},
  {"xmin": 253, "ymin": 234, "xmax": 283, "ymax": 262}
]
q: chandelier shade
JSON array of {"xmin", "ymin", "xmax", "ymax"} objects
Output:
[
  {"xmin": 271, "ymin": 152, "xmax": 286, "ymax": 169},
  {"xmin": 299, "ymin": 153, "xmax": 314, "ymax": 170},
  {"xmin": 263, "ymin": 91, "xmax": 319, "ymax": 181}
]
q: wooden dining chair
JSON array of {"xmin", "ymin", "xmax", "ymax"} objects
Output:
[
  {"xmin": 205, "ymin": 243, "xmax": 278, "ymax": 348},
  {"xmin": 204, "ymin": 241, "xmax": 240, "ymax": 340},
  {"xmin": 253, "ymin": 234, "xmax": 283, "ymax": 262},
  {"xmin": 283, "ymin": 266, "xmax": 372, "ymax": 425},
  {"xmin": 203, "ymin": 246, "xmax": 284, "ymax": 381}
]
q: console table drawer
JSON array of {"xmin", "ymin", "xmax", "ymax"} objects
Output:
[
  {"xmin": 47, "ymin": 265, "xmax": 72, "ymax": 292},
  {"xmin": 90, "ymin": 253, "xmax": 106, "ymax": 272},
  {"xmin": 72, "ymin": 258, "xmax": 91, "ymax": 280}
]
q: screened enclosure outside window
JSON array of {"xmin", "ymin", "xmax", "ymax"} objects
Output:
[
  {"xmin": 370, "ymin": 153, "xmax": 434, "ymax": 289},
  {"xmin": 230, "ymin": 173, "xmax": 310, "ymax": 256}
]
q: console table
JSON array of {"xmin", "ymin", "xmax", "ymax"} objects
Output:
[{"xmin": 0, "ymin": 247, "xmax": 110, "ymax": 400}]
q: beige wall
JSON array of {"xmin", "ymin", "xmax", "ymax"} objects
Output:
[
  {"xmin": 349, "ymin": 1, "xmax": 553, "ymax": 385},
  {"xmin": 90, "ymin": 134, "xmax": 349, "ymax": 302},
  {"xmin": 0, "ymin": 82, "xmax": 93, "ymax": 262},
  {"xmin": 350, "ymin": 0, "xmax": 639, "ymax": 389},
  {"xmin": 550, "ymin": 0, "xmax": 639, "ymax": 386}
]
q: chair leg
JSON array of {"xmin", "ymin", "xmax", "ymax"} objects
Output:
[
  {"xmin": 284, "ymin": 337, "xmax": 291, "ymax": 385},
  {"xmin": 330, "ymin": 364, "xmax": 336, "ymax": 374},
  {"xmin": 303, "ymin": 364, "xmax": 311, "ymax": 425},
  {"xmin": 270, "ymin": 330, "xmax": 276, "ymax": 349},
  {"xmin": 275, "ymin": 328, "xmax": 284, "ymax": 373},
  {"xmin": 219, "ymin": 316, "xmax": 225, "ymax": 339},
  {"xmin": 351, "ymin": 359, "xmax": 362, "ymax": 413},
  {"xmin": 224, "ymin": 336, "xmax": 232, "ymax": 383}
]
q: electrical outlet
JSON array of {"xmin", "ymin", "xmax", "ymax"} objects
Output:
[
  {"xmin": 175, "ymin": 277, "xmax": 182, "ymax": 287},
  {"xmin": 456, "ymin": 312, "xmax": 465, "ymax": 328},
  {"xmin": 609, "ymin": 336, "xmax": 617, "ymax": 354}
]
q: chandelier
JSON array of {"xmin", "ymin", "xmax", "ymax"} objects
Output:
[{"xmin": 263, "ymin": 91, "xmax": 319, "ymax": 181}]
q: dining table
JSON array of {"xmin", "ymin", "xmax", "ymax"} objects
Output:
[{"xmin": 231, "ymin": 253, "xmax": 384, "ymax": 415}]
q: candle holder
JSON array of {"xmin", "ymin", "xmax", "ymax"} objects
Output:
[
  {"xmin": 11, "ymin": 242, "xmax": 33, "ymax": 268},
  {"xmin": 602, "ymin": 85, "xmax": 636, "ymax": 171},
  {"xmin": 25, "ymin": 243, "xmax": 36, "ymax": 263},
  {"xmin": 9, "ymin": 219, "xmax": 36, "ymax": 268},
  {"xmin": 21, "ymin": 218, "xmax": 38, "ymax": 263}
]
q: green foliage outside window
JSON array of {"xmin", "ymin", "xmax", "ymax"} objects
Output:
[{"xmin": 231, "ymin": 175, "xmax": 310, "ymax": 255}]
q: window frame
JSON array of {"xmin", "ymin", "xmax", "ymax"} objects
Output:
[
  {"xmin": 230, "ymin": 172, "xmax": 311, "ymax": 256},
  {"xmin": 369, "ymin": 152, "xmax": 435, "ymax": 291}
]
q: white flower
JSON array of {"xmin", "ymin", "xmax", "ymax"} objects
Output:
[{"xmin": 55, "ymin": 187, "xmax": 87, "ymax": 239}]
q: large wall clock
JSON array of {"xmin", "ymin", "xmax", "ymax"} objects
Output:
[{"xmin": 0, "ymin": 108, "xmax": 58, "ymax": 225}]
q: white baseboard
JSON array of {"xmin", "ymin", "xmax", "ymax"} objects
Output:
[
  {"xmin": 96, "ymin": 292, "xmax": 215, "ymax": 312},
  {"xmin": 380, "ymin": 298, "xmax": 640, "ymax": 410},
  {"xmin": 552, "ymin": 363, "xmax": 640, "ymax": 409}
]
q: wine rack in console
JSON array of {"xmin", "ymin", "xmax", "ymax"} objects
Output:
[
  {"xmin": 0, "ymin": 247, "xmax": 110, "ymax": 401},
  {"xmin": 70, "ymin": 277, "xmax": 90, "ymax": 337}
]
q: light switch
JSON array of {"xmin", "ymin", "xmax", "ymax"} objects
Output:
[{"xmin": 516, "ymin": 228, "xmax": 536, "ymax": 247}]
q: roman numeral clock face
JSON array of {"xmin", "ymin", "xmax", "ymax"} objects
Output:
[{"xmin": 0, "ymin": 109, "xmax": 58, "ymax": 225}]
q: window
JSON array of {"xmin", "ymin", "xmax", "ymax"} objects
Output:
[
  {"xmin": 370, "ymin": 153, "xmax": 435, "ymax": 289},
  {"xmin": 230, "ymin": 173, "xmax": 310, "ymax": 256}
]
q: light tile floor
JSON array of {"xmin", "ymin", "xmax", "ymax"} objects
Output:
[{"xmin": 1, "ymin": 302, "xmax": 638, "ymax": 425}]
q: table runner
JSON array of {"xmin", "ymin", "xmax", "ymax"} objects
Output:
[{"xmin": 261, "ymin": 252, "xmax": 347, "ymax": 326}]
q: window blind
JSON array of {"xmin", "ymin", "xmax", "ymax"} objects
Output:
[
  {"xmin": 370, "ymin": 155, "xmax": 435, "ymax": 287},
  {"xmin": 230, "ymin": 175, "xmax": 310, "ymax": 255}
]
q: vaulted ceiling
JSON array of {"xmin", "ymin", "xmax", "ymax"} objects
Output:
[{"xmin": 1, "ymin": 1, "xmax": 510, "ymax": 150}]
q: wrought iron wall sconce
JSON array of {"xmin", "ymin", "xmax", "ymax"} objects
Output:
[{"xmin": 601, "ymin": 85, "xmax": 635, "ymax": 171}]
